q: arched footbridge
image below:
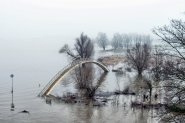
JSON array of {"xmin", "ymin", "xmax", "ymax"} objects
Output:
[{"xmin": 38, "ymin": 58, "xmax": 109, "ymax": 97}]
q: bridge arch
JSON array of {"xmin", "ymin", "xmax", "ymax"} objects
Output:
[{"xmin": 38, "ymin": 59, "xmax": 109, "ymax": 96}]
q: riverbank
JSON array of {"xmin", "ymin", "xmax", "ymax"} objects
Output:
[{"xmin": 97, "ymin": 55, "xmax": 126, "ymax": 66}]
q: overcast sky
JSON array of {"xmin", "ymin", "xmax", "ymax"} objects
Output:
[
  {"xmin": 0, "ymin": 0, "xmax": 185, "ymax": 84},
  {"xmin": 0, "ymin": 0, "xmax": 185, "ymax": 52}
]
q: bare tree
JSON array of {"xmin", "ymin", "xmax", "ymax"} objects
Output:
[
  {"xmin": 96, "ymin": 32, "xmax": 109, "ymax": 50},
  {"xmin": 75, "ymin": 33, "xmax": 94, "ymax": 58},
  {"xmin": 153, "ymin": 19, "xmax": 185, "ymax": 60},
  {"xmin": 59, "ymin": 33, "xmax": 97, "ymax": 99},
  {"xmin": 122, "ymin": 34, "xmax": 132, "ymax": 50},
  {"xmin": 127, "ymin": 35, "xmax": 152, "ymax": 76},
  {"xmin": 153, "ymin": 19, "xmax": 185, "ymax": 82},
  {"xmin": 73, "ymin": 64, "xmax": 107, "ymax": 98},
  {"xmin": 59, "ymin": 44, "xmax": 77, "ymax": 59},
  {"xmin": 59, "ymin": 33, "xmax": 94, "ymax": 59},
  {"xmin": 74, "ymin": 64, "xmax": 94, "ymax": 90},
  {"xmin": 111, "ymin": 33, "xmax": 124, "ymax": 50},
  {"xmin": 153, "ymin": 19, "xmax": 185, "ymax": 119}
]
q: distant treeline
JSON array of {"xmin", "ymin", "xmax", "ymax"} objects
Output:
[{"xmin": 96, "ymin": 32, "xmax": 151, "ymax": 50}]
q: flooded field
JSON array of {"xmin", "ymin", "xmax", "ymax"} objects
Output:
[
  {"xmin": 1, "ymin": 0, "xmax": 185, "ymax": 122},
  {"xmin": 0, "ymin": 48, "xmax": 160, "ymax": 123}
]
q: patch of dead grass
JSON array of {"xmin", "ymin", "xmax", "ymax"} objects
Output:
[{"xmin": 98, "ymin": 55, "xmax": 126, "ymax": 66}]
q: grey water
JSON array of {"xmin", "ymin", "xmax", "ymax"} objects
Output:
[{"xmin": 0, "ymin": 46, "xmax": 158, "ymax": 123}]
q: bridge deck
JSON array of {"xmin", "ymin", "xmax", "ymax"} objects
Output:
[{"xmin": 38, "ymin": 59, "xmax": 109, "ymax": 97}]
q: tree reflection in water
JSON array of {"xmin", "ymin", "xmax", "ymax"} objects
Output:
[
  {"xmin": 72, "ymin": 63, "xmax": 107, "ymax": 99},
  {"xmin": 49, "ymin": 68, "xmax": 164, "ymax": 123}
]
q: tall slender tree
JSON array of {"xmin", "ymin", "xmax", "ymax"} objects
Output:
[
  {"xmin": 111, "ymin": 33, "xmax": 124, "ymax": 49},
  {"xmin": 96, "ymin": 32, "xmax": 109, "ymax": 50}
]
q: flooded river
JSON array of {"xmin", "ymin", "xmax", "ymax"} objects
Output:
[{"xmin": 0, "ymin": 47, "xmax": 159, "ymax": 123}]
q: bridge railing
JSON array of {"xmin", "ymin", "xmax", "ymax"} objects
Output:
[
  {"xmin": 81, "ymin": 58, "xmax": 107, "ymax": 65},
  {"xmin": 38, "ymin": 59, "xmax": 84, "ymax": 96},
  {"xmin": 38, "ymin": 58, "xmax": 108, "ymax": 96},
  {"xmin": 38, "ymin": 63, "xmax": 74, "ymax": 96}
]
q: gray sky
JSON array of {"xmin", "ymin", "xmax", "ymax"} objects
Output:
[
  {"xmin": 0, "ymin": 0, "xmax": 185, "ymax": 84},
  {"xmin": 0, "ymin": 0, "xmax": 185, "ymax": 51}
]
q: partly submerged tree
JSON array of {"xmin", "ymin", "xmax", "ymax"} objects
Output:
[
  {"xmin": 96, "ymin": 32, "xmax": 109, "ymax": 50},
  {"xmin": 127, "ymin": 34, "xmax": 152, "ymax": 76},
  {"xmin": 59, "ymin": 33, "xmax": 96, "ymax": 98}
]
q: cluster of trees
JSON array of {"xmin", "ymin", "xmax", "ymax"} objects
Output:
[
  {"xmin": 59, "ymin": 19, "xmax": 185, "ymax": 119},
  {"xmin": 59, "ymin": 32, "xmax": 153, "ymax": 96},
  {"xmin": 125, "ymin": 19, "xmax": 185, "ymax": 122},
  {"xmin": 121, "ymin": 19, "xmax": 185, "ymax": 120},
  {"xmin": 126, "ymin": 20, "xmax": 185, "ymax": 116},
  {"xmin": 96, "ymin": 33, "xmax": 136, "ymax": 50}
]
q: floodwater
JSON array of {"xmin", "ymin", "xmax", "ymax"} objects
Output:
[{"xmin": 0, "ymin": 46, "xmax": 159, "ymax": 123}]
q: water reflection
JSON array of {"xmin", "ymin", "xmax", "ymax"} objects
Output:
[
  {"xmin": 73, "ymin": 105, "xmax": 94, "ymax": 123},
  {"xmin": 45, "ymin": 96, "xmax": 52, "ymax": 105},
  {"xmin": 63, "ymin": 63, "xmax": 108, "ymax": 99},
  {"xmin": 0, "ymin": 61, "xmax": 162, "ymax": 123},
  {"xmin": 47, "ymin": 65, "xmax": 161, "ymax": 123},
  {"xmin": 10, "ymin": 74, "xmax": 15, "ymax": 111},
  {"xmin": 131, "ymin": 75, "xmax": 161, "ymax": 104}
]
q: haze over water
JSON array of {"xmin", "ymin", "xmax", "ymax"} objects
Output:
[{"xmin": 0, "ymin": 0, "xmax": 185, "ymax": 123}]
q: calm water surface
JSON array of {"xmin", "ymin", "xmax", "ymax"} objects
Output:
[{"xmin": 0, "ymin": 47, "xmax": 159, "ymax": 123}]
